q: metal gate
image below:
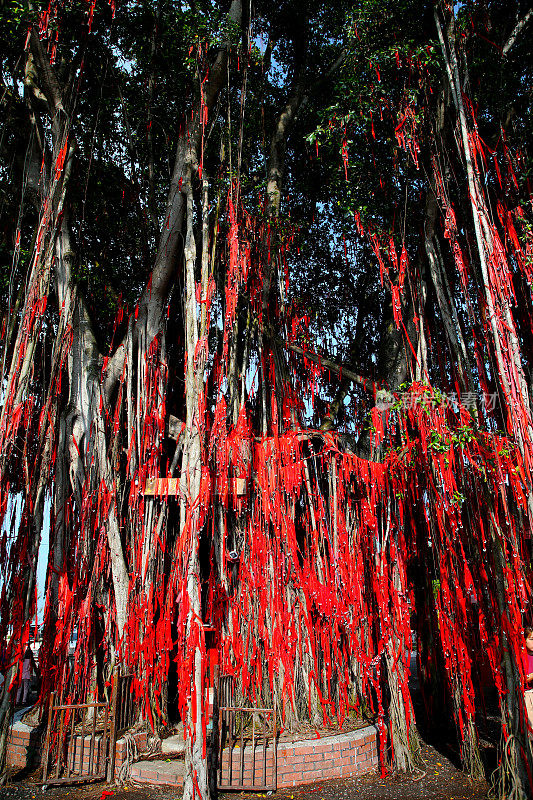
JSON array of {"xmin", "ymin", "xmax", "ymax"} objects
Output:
[
  {"xmin": 42, "ymin": 670, "xmax": 135, "ymax": 786},
  {"xmin": 217, "ymin": 676, "xmax": 277, "ymax": 792}
]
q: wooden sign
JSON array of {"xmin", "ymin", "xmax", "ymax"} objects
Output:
[
  {"xmin": 144, "ymin": 477, "xmax": 180, "ymax": 496},
  {"xmin": 144, "ymin": 476, "xmax": 248, "ymax": 497}
]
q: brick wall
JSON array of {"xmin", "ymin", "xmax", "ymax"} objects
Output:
[
  {"xmin": 276, "ymin": 727, "xmax": 378, "ymax": 787},
  {"xmin": 130, "ymin": 725, "xmax": 379, "ymax": 788},
  {"xmin": 219, "ymin": 727, "xmax": 379, "ymax": 788},
  {"xmin": 8, "ymin": 718, "xmax": 378, "ymax": 789},
  {"xmin": 6, "ymin": 722, "xmax": 39, "ymax": 770},
  {"xmin": 6, "ymin": 722, "xmax": 147, "ymax": 782},
  {"xmin": 220, "ymin": 743, "xmax": 276, "ymax": 788},
  {"xmin": 114, "ymin": 731, "xmax": 148, "ymax": 778},
  {"xmin": 129, "ymin": 759, "xmax": 184, "ymax": 787}
]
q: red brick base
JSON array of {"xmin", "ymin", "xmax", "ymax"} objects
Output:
[
  {"xmin": 6, "ymin": 722, "xmax": 147, "ymax": 781},
  {"xmin": 130, "ymin": 726, "xmax": 379, "ymax": 788},
  {"xmin": 277, "ymin": 727, "xmax": 378, "ymax": 787},
  {"xmin": 6, "ymin": 722, "xmax": 34, "ymax": 770},
  {"xmin": 7, "ymin": 721, "xmax": 378, "ymax": 788}
]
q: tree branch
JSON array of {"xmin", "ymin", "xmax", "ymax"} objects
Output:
[
  {"xmin": 28, "ymin": 29, "xmax": 65, "ymax": 117},
  {"xmin": 286, "ymin": 342, "xmax": 378, "ymax": 394},
  {"xmin": 503, "ymin": 9, "xmax": 533, "ymax": 55},
  {"xmin": 104, "ymin": 0, "xmax": 243, "ymax": 401},
  {"xmin": 266, "ymin": 48, "xmax": 346, "ymax": 218}
]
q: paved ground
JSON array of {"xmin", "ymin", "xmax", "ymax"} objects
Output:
[{"xmin": 1, "ymin": 742, "xmax": 489, "ymax": 800}]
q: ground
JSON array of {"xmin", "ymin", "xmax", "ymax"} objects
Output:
[{"xmin": 2, "ymin": 743, "xmax": 489, "ymax": 800}]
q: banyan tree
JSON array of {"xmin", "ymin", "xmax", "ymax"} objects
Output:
[{"xmin": 1, "ymin": 0, "xmax": 533, "ymax": 797}]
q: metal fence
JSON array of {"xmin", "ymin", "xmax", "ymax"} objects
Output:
[{"xmin": 42, "ymin": 670, "xmax": 135, "ymax": 786}]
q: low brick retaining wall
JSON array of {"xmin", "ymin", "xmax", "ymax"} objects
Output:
[
  {"xmin": 6, "ymin": 722, "xmax": 35, "ymax": 769},
  {"xmin": 278, "ymin": 726, "xmax": 378, "ymax": 787},
  {"xmin": 7, "ymin": 720, "xmax": 378, "ymax": 788},
  {"xmin": 130, "ymin": 758, "xmax": 185, "ymax": 786},
  {"xmin": 115, "ymin": 731, "xmax": 148, "ymax": 776},
  {"xmin": 130, "ymin": 725, "xmax": 379, "ymax": 788},
  {"xmin": 6, "ymin": 722, "xmax": 147, "ymax": 780}
]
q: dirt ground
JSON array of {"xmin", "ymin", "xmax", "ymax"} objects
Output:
[{"xmin": 1, "ymin": 742, "xmax": 489, "ymax": 800}]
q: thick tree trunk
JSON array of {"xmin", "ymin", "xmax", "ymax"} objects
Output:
[
  {"xmin": 55, "ymin": 217, "xmax": 131, "ymax": 638},
  {"xmin": 180, "ymin": 170, "xmax": 211, "ymax": 800}
]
